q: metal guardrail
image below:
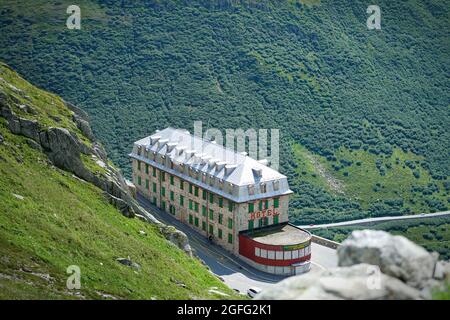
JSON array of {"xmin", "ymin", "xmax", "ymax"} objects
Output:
[{"xmin": 311, "ymin": 234, "xmax": 340, "ymax": 250}]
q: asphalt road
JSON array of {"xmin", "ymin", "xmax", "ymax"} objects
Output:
[
  {"xmin": 298, "ymin": 210, "xmax": 450, "ymax": 230},
  {"xmin": 137, "ymin": 194, "xmax": 337, "ymax": 294}
]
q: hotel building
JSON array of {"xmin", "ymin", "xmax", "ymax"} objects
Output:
[{"xmin": 130, "ymin": 127, "xmax": 312, "ymax": 275}]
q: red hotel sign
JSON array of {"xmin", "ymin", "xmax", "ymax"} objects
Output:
[{"xmin": 249, "ymin": 207, "xmax": 280, "ymax": 220}]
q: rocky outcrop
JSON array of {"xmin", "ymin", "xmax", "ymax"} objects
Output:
[
  {"xmin": 337, "ymin": 230, "xmax": 438, "ymax": 289},
  {"xmin": 256, "ymin": 230, "xmax": 449, "ymax": 300},
  {"xmin": 0, "ymin": 89, "xmax": 194, "ymax": 257}
]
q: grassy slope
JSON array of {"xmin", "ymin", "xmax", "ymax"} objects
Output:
[{"xmin": 0, "ymin": 64, "xmax": 238, "ymax": 299}]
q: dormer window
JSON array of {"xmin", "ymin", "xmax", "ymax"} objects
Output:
[
  {"xmin": 260, "ymin": 183, "xmax": 267, "ymax": 193},
  {"xmin": 273, "ymin": 180, "xmax": 280, "ymax": 191},
  {"xmin": 248, "ymin": 184, "xmax": 255, "ymax": 196}
]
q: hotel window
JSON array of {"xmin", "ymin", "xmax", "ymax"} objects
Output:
[
  {"xmin": 202, "ymin": 173, "xmax": 206, "ymax": 183},
  {"xmin": 248, "ymin": 184, "xmax": 255, "ymax": 195},
  {"xmin": 218, "ymin": 228, "xmax": 223, "ymax": 239},
  {"xmin": 152, "ymin": 167, "xmax": 156, "ymax": 177},
  {"xmin": 255, "ymin": 247, "xmax": 261, "ymax": 257},
  {"xmin": 161, "ymin": 201, "xmax": 166, "ymax": 211},
  {"xmin": 202, "ymin": 190, "xmax": 207, "ymax": 200},
  {"xmin": 265, "ymin": 199, "xmax": 269, "ymax": 209},
  {"xmin": 259, "ymin": 201, "xmax": 263, "ymax": 211},
  {"xmin": 260, "ymin": 249, "xmax": 267, "ymax": 259},
  {"xmin": 209, "ymin": 193, "xmax": 214, "ymax": 204},
  {"xmin": 276, "ymin": 251, "xmax": 283, "ymax": 260},
  {"xmin": 145, "ymin": 164, "xmax": 149, "ymax": 174},
  {"xmin": 284, "ymin": 251, "xmax": 292, "ymax": 260},
  {"xmin": 145, "ymin": 179, "xmax": 149, "ymax": 189},
  {"xmin": 219, "ymin": 179, "xmax": 224, "ymax": 190},
  {"xmin": 263, "ymin": 217, "xmax": 268, "ymax": 226},
  {"xmin": 194, "ymin": 217, "xmax": 199, "ymax": 227},
  {"xmin": 202, "ymin": 221, "xmax": 206, "ymax": 231},
  {"xmin": 161, "ymin": 172, "xmax": 166, "ymax": 182},
  {"xmin": 273, "ymin": 215, "xmax": 279, "ymax": 225},
  {"xmin": 228, "ymin": 233, "xmax": 233, "ymax": 244},
  {"xmin": 137, "ymin": 161, "xmax": 141, "ymax": 171},
  {"xmin": 273, "ymin": 180, "xmax": 279, "ymax": 191},
  {"xmin": 248, "ymin": 220, "xmax": 254, "ymax": 230},
  {"xmin": 137, "ymin": 176, "xmax": 141, "ymax": 186},
  {"xmin": 152, "ymin": 197, "xmax": 156, "ymax": 205},
  {"xmin": 248, "ymin": 203, "xmax": 254, "ymax": 213},
  {"xmin": 258, "ymin": 218, "xmax": 263, "ymax": 228},
  {"xmin": 189, "ymin": 214, "xmax": 193, "ymax": 225},
  {"xmin": 189, "ymin": 199, "xmax": 193, "ymax": 210},
  {"xmin": 161, "ymin": 187, "xmax": 166, "ymax": 197},
  {"xmin": 170, "ymin": 175, "xmax": 174, "ymax": 185},
  {"xmin": 180, "ymin": 179, "xmax": 184, "ymax": 190},
  {"xmin": 170, "ymin": 191, "xmax": 174, "ymax": 201},
  {"xmin": 227, "ymin": 218, "xmax": 233, "ymax": 229},
  {"xmin": 194, "ymin": 186, "xmax": 199, "ymax": 197},
  {"xmin": 152, "ymin": 183, "xmax": 156, "ymax": 193},
  {"xmin": 260, "ymin": 183, "xmax": 266, "ymax": 193},
  {"xmin": 202, "ymin": 205, "xmax": 207, "ymax": 217},
  {"xmin": 170, "ymin": 205, "xmax": 175, "ymax": 215},
  {"xmin": 137, "ymin": 146, "xmax": 142, "ymax": 156},
  {"xmin": 228, "ymin": 201, "xmax": 234, "ymax": 212},
  {"xmin": 218, "ymin": 213, "xmax": 223, "ymax": 225},
  {"xmin": 274, "ymin": 198, "xmax": 279, "ymax": 208},
  {"xmin": 194, "ymin": 202, "xmax": 199, "ymax": 213},
  {"xmin": 180, "ymin": 195, "xmax": 184, "ymax": 207},
  {"xmin": 209, "ymin": 224, "xmax": 214, "ymax": 235},
  {"xmin": 218, "ymin": 197, "xmax": 223, "ymax": 208},
  {"xmin": 209, "ymin": 209, "xmax": 214, "ymax": 221},
  {"xmin": 189, "ymin": 184, "xmax": 193, "ymax": 194}
]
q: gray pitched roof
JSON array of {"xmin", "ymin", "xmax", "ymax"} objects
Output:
[{"xmin": 130, "ymin": 127, "xmax": 292, "ymax": 203}]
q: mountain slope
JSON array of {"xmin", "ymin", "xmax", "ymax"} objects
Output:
[
  {"xmin": 0, "ymin": 62, "xmax": 238, "ymax": 299},
  {"xmin": 0, "ymin": 0, "xmax": 448, "ymax": 223}
]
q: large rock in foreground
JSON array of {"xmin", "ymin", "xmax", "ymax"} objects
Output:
[
  {"xmin": 256, "ymin": 263, "xmax": 422, "ymax": 300},
  {"xmin": 338, "ymin": 230, "xmax": 438, "ymax": 289}
]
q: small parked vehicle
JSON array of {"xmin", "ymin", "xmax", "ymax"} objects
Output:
[{"xmin": 247, "ymin": 287, "xmax": 261, "ymax": 298}]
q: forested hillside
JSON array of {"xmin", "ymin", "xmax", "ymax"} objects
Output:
[{"xmin": 0, "ymin": 0, "xmax": 448, "ymax": 224}]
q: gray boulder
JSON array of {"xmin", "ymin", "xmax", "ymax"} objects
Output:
[
  {"xmin": 256, "ymin": 264, "xmax": 422, "ymax": 300},
  {"xmin": 160, "ymin": 225, "xmax": 193, "ymax": 257},
  {"xmin": 74, "ymin": 114, "xmax": 95, "ymax": 142},
  {"xmin": 338, "ymin": 230, "xmax": 438, "ymax": 289}
]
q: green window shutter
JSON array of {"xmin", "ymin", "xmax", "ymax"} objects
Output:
[
  {"xmin": 218, "ymin": 214, "xmax": 223, "ymax": 224},
  {"xmin": 152, "ymin": 197, "xmax": 156, "ymax": 205},
  {"xmin": 209, "ymin": 193, "xmax": 214, "ymax": 203},
  {"xmin": 170, "ymin": 175, "xmax": 174, "ymax": 185},
  {"xmin": 161, "ymin": 172, "xmax": 165, "ymax": 182},
  {"xmin": 194, "ymin": 217, "xmax": 199, "ymax": 227},
  {"xmin": 264, "ymin": 217, "xmax": 268, "ymax": 226},
  {"xmin": 189, "ymin": 214, "xmax": 193, "ymax": 224},
  {"xmin": 202, "ymin": 206, "xmax": 207, "ymax": 217},
  {"xmin": 202, "ymin": 221, "xmax": 206, "ymax": 231},
  {"xmin": 152, "ymin": 183, "xmax": 156, "ymax": 192},
  {"xmin": 194, "ymin": 186, "xmax": 199, "ymax": 197},
  {"xmin": 202, "ymin": 190, "xmax": 207, "ymax": 200},
  {"xmin": 137, "ymin": 176, "xmax": 141, "ymax": 186},
  {"xmin": 258, "ymin": 218, "xmax": 263, "ymax": 227},
  {"xmin": 273, "ymin": 215, "xmax": 279, "ymax": 224},
  {"xmin": 265, "ymin": 200, "xmax": 269, "ymax": 209},
  {"xmin": 228, "ymin": 201, "xmax": 233, "ymax": 212},
  {"xmin": 194, "ymin": 202, "xmax": 199, "ymax": 213},
  {"xmin": 145, "ymin": 179, "xmax": 149, "ymax": 189},
  {"xmin": 228, "ymin": 218, "xmax": 233, "ymax": 229},
  {"xmin": 138, "ymin": 161, "xmax": 141, "ymax": 171},
  {"xmin": 161, "ymin": 201, "xmax": 166, "ymax": 211},
  {"xmin": 218, "ymin": 229, "xmax": 222, "ymax": 239},
  {"xmin": 259, "ymin": 201, "xmax": 263, "ymax": 211},
  {"xmin": 189, "ymin": 200, "xmax": 193, "ymax": 210},
  {"xmin": 189, "ymin": 184, "xmax": 193, "ymax": 194},
  {"xmin": 248, "ymin": 203, "xmax": 254, "ymax": 213},
  {"xmin": 209, "ymin": 224, "xmax": 214, "ymax": 235},
  {"xmin": 145, "ymin": 164, "xmax": 149, "ymax": 174},
  {"xmin": 180, "ymin": 195, "xmax": 184, "ymax": 207},
  {"xmin": 248, "ymin": 220, "xmax": 254, "ymax": 230},
  {"xmin": 152, "ymin": 167, "xmax": 156, "ymax": 177},
  {"xmin": 209, "ymin": 209, "xmax": 214, "ymax": 221},
  {"xmin": 274, "ymin": 198, "xmax": 279, "ymax": 208},
  {"xmin": 170, "ymin": 191, "xmax": 174, "ymax": 201},
  {"xmin": 228, "ymin": 233, "xmax": 233, "ymax": 244},
  {"xmin": 180, "ymin": 180, "xmax": 184, "ymax": 190},
  {"xmin": 219, "ymin": 197, "xmax": 223, "ymax": 208},
  {"xmin": 161, "ymin": 187, "xmax": 165, "ymax": 197}
]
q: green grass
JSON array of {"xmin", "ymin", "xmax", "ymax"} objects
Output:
[{"xmin": 0, "ymin": 64, "xmax": 239, "ymax": 300}]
